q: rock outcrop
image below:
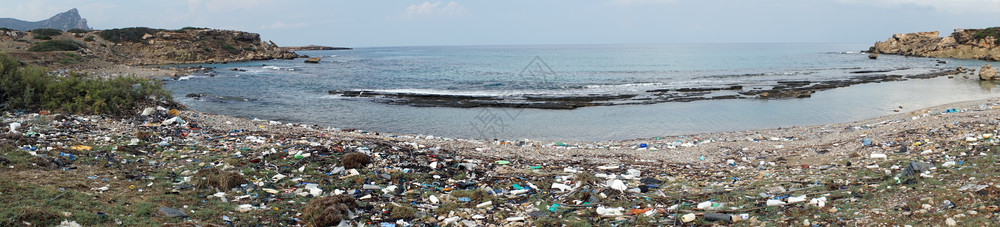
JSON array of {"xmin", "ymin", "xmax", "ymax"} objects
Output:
[
  {"xmin": 869, "ymin": 28, "xmax": 1000, "ymax": 61},
  {"xmin": 981, "ymin": 64, "xmax": 997, "ymax": 80},
  {"xmin": 0, "ymin": 8, "xmax": 91, "ymax": 31},
  {"xmin": 101, "ymin": 28, "xmax": 300, "ymax": 65}
]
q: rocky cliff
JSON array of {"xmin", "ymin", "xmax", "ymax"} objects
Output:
[
  {"xmin": 0, "ymin": 8, "xmax": 91, "ymax": 31},
  {"xmin": 98, "ymin": 28, "xmax": 299, "ymax": 65},
  {"xmin": 869, "ymin": 28, "xmax": 1000, "ymax": 61},
  {"xmin": 0, "ymin": 26, "xmax": 301, "ymax": 66}
]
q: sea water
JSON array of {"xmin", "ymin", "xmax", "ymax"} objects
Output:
[{"xmin": 165, "ymin": 43, "xmax": 999, "ymax": 141}]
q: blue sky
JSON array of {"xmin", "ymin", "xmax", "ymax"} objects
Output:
[{"xmin": 2, "ymin": 0, "xmax": 1000, "ymax": 47}]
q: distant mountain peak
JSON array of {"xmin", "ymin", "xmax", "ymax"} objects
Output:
[{"xmin": 0, "ymin": 8, "xmax": 91, "ymax": 31}]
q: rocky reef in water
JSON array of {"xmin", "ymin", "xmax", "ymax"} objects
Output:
[
  {"xmin": 283, "ymin": 45, "xmax": 352, "ymax": 51},
  {"xmin": 869, "ymin": 28, "xmax": 1000, "ymax": 61}
]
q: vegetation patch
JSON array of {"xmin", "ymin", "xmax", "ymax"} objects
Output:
[
  {"xmin": 301, "ymin": 195, "xmax": 358, "ymax": 226},
  {"xmin": 59, "ymin": 53, "xmax": 83, "ymax": 64},
  {"xmin": 220, "ymin": 42, "xmax": 240, "ymax": 54},
  {"xmin": 66, "ymin": 28, "xmax": 89, "ymax": 34},
  {"xmin": 973, "ymin": 27, "xmax": 1000, "ymax": 40},
  {"xmin": 31, "ymin": 28, "xmax": 63, "ymax": 36},
  {"xmin": 193, "ymin": 168, "xmax": 246, "ymax": 190},
  {"xmin": 99, "ymin": 27, "xmax": 163, "ymax": 43},
  {"xmin": 342, "ymin": 152, "xmax": 372, "ymax": 169},
  {"xmin": 0, "ymin": 52, "xmax": 173, "ymax": 115},
  {"xmin": 174, "ymin": 27, "xmax": 207, "ymax": 33},
  {"xmin": 28, "ymin": 39, "xmax": 85, "ymax": 52}
]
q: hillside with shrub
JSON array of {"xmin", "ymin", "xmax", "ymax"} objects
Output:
[{"xmin": 0, "ymin": 26, "xmax": 300, "ymax": 67}]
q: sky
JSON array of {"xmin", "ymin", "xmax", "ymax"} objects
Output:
[{"xmin": 2, "ymin": 0, "xmax": 1000, "ymax": 47}]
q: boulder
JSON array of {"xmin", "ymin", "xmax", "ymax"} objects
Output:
[
  {"xmin": 980, "ymin": 64, "xmax": 997, "ymax": 80},
  {"xmin": 304, "ymin": 57, "xmax": 321, "ymax": 63}
]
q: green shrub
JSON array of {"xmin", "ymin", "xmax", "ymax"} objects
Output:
[
  {"xmin": 174, "ymin": 27, "xmax": 207, "ymax": 33},
  {"xmin": 59, "ymin": 53, "xmax": 82, "ymax": 64},
  {"xmin": 220, "ymin": 42, "xmax": 240, "ymax": 54},
  {"xmin": 28, "ymin": 39, "xmax": 84, "ymax": 52},
  {"xmin": 32, "ymin": 35, "xmax": 52, "ymax": 40},
  {"xmin": 66, "ymin": 28, "xmax": 89, "ymax": 34},
  {"xmin": 99, "ymin": 27, "xmax": 163, "ymax": 43},
  {"xmin": 0, "ymin": 52, "xmax": 173, "ymax": 115},
  {"xmin": 83, "ymin": 36, "xmax": 95, "ymax": 42},
  {"xmin": 31, "ymin": 28, "xmax": 62, "ymax": 36},
  {"xmin": 974, "ymin": 27, "xmax": 1000, "ymax": 40}
]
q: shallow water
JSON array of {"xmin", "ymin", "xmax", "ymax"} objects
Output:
[{"xmin": 165, "ymin": 44, "xmax": 999, "ymax": 141}]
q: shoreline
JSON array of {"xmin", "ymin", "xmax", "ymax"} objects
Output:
[
  {"xmin": 168, "ymin": 94, "xmax": 1000, "ymax": 164},
  {"xmin": 4, "ymin": 64, "xmax": 1000, "ymax": 225},
  {"xmin": 4, "ymin": 83, "xmax": 999, "ymax": 225}
]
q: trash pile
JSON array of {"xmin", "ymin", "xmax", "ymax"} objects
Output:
[{"xmin": 1, "ymin": 102, "xmax": 1000, "ymax": 226}]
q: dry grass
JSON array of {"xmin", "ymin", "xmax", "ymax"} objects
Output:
[
  {"xmin": 301, "ymin": 195, "xmax": 357, "ymax": 227},
  {"xmin": 342, "ymin": 152, "xmax": 371, "ymax": 169},
  {"xmin": 193, "ymin": 168, "xmax": 246, "ymax": 190}
]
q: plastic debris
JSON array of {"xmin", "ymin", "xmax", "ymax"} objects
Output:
[
  {"xmin": 9, "ymin": 122, "xmax": 21, "ymax": 133},
  {"xmin": 609, "ymin": 179, "xmax": 627, "ymax": 192},
  {"xmin": 157, "ymin": 207, "xmax": 188, "ymax": 218},
  {"xmin": 58, "ymin": 220, "xmax": 81, "ymax": 227},
  {"xmin": 681, "ymin": 213, "xmax": 697, "ymax": 223},
  {"xmin": 788, "ymin": 195, "xmax": 808, "ymax": 204},
  {"xmin": 551, "ymin": 183, "xmax": 572, "ymax": 192},
  {"xmin": 767, "ymin": 199, "xmax": 787, "ymax": 206},
  {"xmin": 704, "ymin": 213, "xmax": 733, "ymax": 223},
  {"xmin": 596, "ymin": 207, "xmax": 625, "ymax": 216}
]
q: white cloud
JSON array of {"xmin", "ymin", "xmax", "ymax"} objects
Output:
[
  {"xmin": 399, "ymin": 1, "xmax": 470, "ymax": 19},
  {"xmin": 837, "ymin": 0, "xmax": 1000, "ymax": 14},
  {"xmin": 611, "ymin": 0, "xmax": 679, "ymax": 6},
  {"xmin": 264, "ymin": 21, "xmax": 307, "ymax": 29},
  {"xmin": 0, "ymin": 2, "xmax": 66, "ymax": 21},
  {"xmin": 186, "ymin": 0, "xmax": 263, "ymax": 13}
]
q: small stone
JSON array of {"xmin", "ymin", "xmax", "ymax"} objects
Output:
[{"xmin": 945, "ymin": 217, "xmax": 957, "ymax": 226}]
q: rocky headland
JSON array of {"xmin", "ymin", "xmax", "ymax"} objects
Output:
[
  {"xmin": 869, "ymin": 28, "xmax": 1000, "ymax": 61},
  {"xmin": 0, "ymin": 8, "xmax": 90, "ymax": 31},
  {"xmin": 0, "ymin": 9, "xmax": 310, "ymax": 76}
]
